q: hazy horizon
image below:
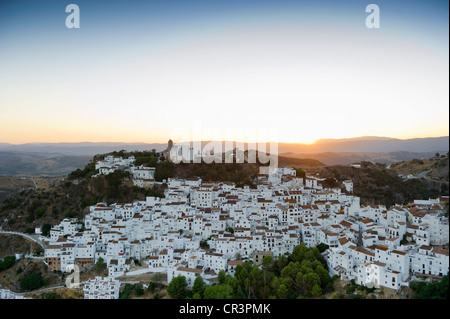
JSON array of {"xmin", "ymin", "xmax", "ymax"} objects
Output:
[
  {"xmin": 1, "ymin": 0, "xmax": 448, "ymax": 144},
  {"xmin": 1, "ymin": 135, "xmax": 448, "ymax": 146}
]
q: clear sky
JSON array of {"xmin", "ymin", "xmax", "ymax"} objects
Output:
[{"xmin": 0, "ymin": 0, "xmax": 448, "ymax": 144}]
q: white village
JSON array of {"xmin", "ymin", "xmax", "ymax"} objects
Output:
[{"xmin": 24, "ymin": 153, "xmax": 447, "ymax": 299}]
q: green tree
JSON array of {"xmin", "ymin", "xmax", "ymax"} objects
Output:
[
  {"xmin": 203, "ymin": 284, "xmax": 234, "ymax": 299},
  {"xmin": 290, "ymin": 242, "xmax": 309, "ymax": 263},
  {"xmin": 311, "ymin": 284, "xmax": 322, "ymax": 297},
  {"xmin": 147, "ymin": 282, "xmax": 157, "ymax": 293},
  {"xmin": 262, "ymin": 255, "xmax": 273, "ymax": 269},
  {"xmin": 119, "ymin": 283, "xmax": 135, "ymax": 299},
  {"xmin": 277, "ymin": 283, "xmax": 289, "ymax": 299},
  {"xmin": 314, "ymin": 264, "xmax": 331, "ymax": 288},
  {"xmin": 42, "ymin": 292, "xmax": 62, "ymax": 299},
  {"xmin": 294, "ymin": 272, "xmax": 306, "ymax": 295},
  {"xmin": 34, "ymin": 247, "xmax": 44, "ymax": 256},
  {"xmin": 154, "ymin": 161, "xmax": 175, "ymax": 182},
  {"xmin": 249, "ymin": 265, "xmax": 264, "ymax": 298},
  {"xmin": 229, "ymin": 277, "xmax": 246, "ymax": 299},
  {"xmin": 400, "ymin": 234, "xmax": 409, "ymax": 245},
  {"xmin": 0, "ymin": 256, "xmax": 16, "ymax": 271},
  {"xmin": 281, "ymin": 262, "xmax": 301, "ymax": 279},
  {"xmin": 95, "ymin": 257, "xmax": 107, "ymax": 273},
  {"xmin": 196, "ymin": 243, "xmax": 334, "ymax": 300},
  {"xmin": 302, "ymin": 272, "xmax": 321, "ymax": 292},
  {"xmin": 135, "ymin": 284, "xmax": 144, "ymax": 297},
  {"xmin": 35, "ymin": 207, "xmax": 46, "ymax": 218},
  {"xmin": 200, "ymin": 240, "xmax": 210, "ymax": 249},
  {"xmin": 322, "ymin": 177, "xmax": 338, "ymax": 188},
  {"xmin": 192, "ymin": 276, "xmax": 206, "ymax": 298},
  {"xmin": 20, "ymin": 272, "xmax": 45, "ymax": 291},
  {"xmin": 41, "ymin": 224, "xmax": 52, "ymax": 237},
  {"xmin": 272, "ymin": 254, "xmax": 289, "ymax": 276},
  {"xmin": 316, "ymin": 243, "xmax": 329, "ymax": 253},
  {"xmin": 294, "ymin": 168, "xmax": 306, "ymax": 180},
  {"xmin": 410, "ymin": 275, "xmax": 448, "ymax": 299},
  {"xmin": 167, "ymin": 276, "xmax": 188, "ymax": 299},
  {"xmin": 261, "ymin": 255, "xmax": 274, "ymax": 298},
  {"xmin": 217, "ymin": 270, "xmax": 227, "ymax": 284}
]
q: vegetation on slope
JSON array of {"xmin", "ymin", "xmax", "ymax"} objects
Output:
[
  {"xmin": 390, "ymin": 153, "xmax": 449, "ymax": 182},
  {"xmin": 410, "ymin": 274, "xmax": 449, "ymax": 299},
  {"xmin": 1, "ymin": 150, "xmax": 447, "ymax": 234},
  {"xmin": 167, "ymin": 243, "xmax": 335, "ymax": 299},
  {"xmin": 0, "ymin": 149, "xmax": 263, "ymax": 233},
  {"xmin": 320, "ymin": 162, "xmax": 445, "ymax": 207}
]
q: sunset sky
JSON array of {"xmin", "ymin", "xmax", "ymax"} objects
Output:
[{"xmin": 0, "ymin": 0, "xmax": 448, "ymax": 144}]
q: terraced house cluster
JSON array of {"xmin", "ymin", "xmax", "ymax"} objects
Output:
[{"xmin": 43, "ymin": 167, "xmax": 449, "ymax": 293}]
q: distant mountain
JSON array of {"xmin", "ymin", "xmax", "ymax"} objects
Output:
[
  {"xmin": 1, "ymin": 136, "xmax": 447, "ymax": 156},
  {"xmin": 277, "ymin": 136, "xmax": 449, "ymax": 154},
  {"xmin": 0, "ymin": 142, "xmax": 169, "ymax": 176},
  {"xmin": 0, "ymin": 142, "xmax": 168, "ymax": 156},
  {"xmin": 314, "ymin": 136, "xmax": 396, "ymax": 143},
  {"xmin": 0, "ymin": 136, "xmax": 447, "ymax": 175},
  {"xmin": 275, "ymin": 136, "xmax": 449, "ymax": 166}
]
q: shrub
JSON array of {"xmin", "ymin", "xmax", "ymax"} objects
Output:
[{"xmin": 20, "ymin": 272, "xmax": 45, "ymax": 291}]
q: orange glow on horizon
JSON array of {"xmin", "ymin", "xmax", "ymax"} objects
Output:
[{"xmin": 1, "ymin": 131, "xmax": 448, "ymax": 145}]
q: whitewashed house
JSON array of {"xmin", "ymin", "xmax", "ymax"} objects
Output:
[
  {"xmin": 342, "ymin": 180, "xmax": 353, "ymax": 193},
  {"xmin": 83, "ymin": 276, "xmax": 120, "ymax": 299},
  {"xmin": 204, "ymin": 252, "xmax": 227, "ymax": 273},
  {"xmin": 410, "ymin": 245, "xmax": 449, "ymax": 277},
  {"xmin": 167, "ymin": 265, "xmax": 204, "ymax": 287}
]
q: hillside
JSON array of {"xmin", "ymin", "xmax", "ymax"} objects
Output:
[
  {"xmin": 0, "ymin": 176, "xmax": 36, "ymax": 203},
  {"xmin": 319, "ymin": 162, "xmax": 447, "ymax": 207},
  {"xmin": 0, "ymin": 257, "xmax": 62, "ymax": 293},
  {"xmin": 279, "ymin": 151, "xmax": 446, "ymax": 166},
  {"xmin": 0, "ymin": 149, "xmax": 448, "ymax": 299},
  {"xmin": 277, "ymin": 155, "xmax": 325, "ymax": 168},
  {"xmin": 0, "ymin": 149, "xmax": 324, "ymax": 235},
  {"xmin": 0, "ymin": 172, "xmax": 166, "ymax": 234},
  {"xmin": 0, "ymin": 151, "xmax": 92, "ymax": 176},
  {"xmin": 1, "ymin": 148, "xmax": 447, "ymax": 234},
  {"xmin": 0, "ymin": 234, "xmax": 42, "ymax": 259},
  {"xmin": 390, "ymin": 153, "xmax": 449, "ymax": 182}
]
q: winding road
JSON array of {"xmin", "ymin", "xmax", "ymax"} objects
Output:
[
  {"xmin": 0, "ymin": 230, "xmax": 47, "ymax": 249},
  {"xmin": 416, "ymin": 169, "xmax": 433, "ymax": 179}
]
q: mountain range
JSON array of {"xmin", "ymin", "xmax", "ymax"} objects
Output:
[
  {"xmin": 0, "ymin": 136, "xmax": 448, "ymax": 176},
  {"xmin": 277, "ymin": 136, "xmax": 449, "ymax": 154},
  {"xmin": 1, "ymin": 136, "xmax": 447, "ymax": 155}
]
